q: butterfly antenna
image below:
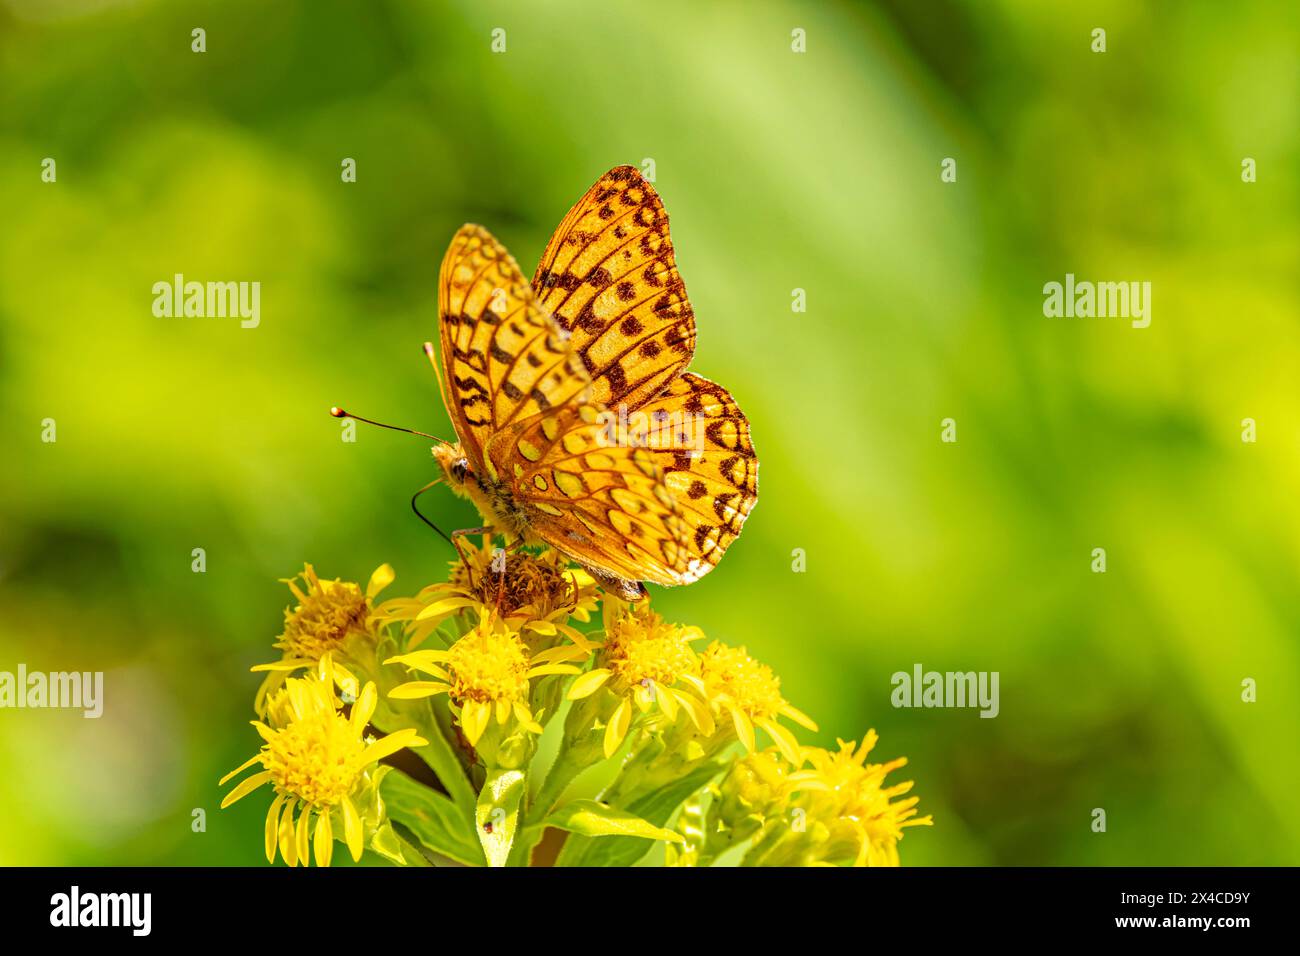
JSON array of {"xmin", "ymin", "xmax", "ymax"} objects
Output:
[
  {"xmin": 410, "ymin": 478, "xmax": 455, "ymax": 550},
  {"xmin": 412, "ymin": 481, "xmax": 484, "ymax": 590},
  {"xmin": 329, "ymin": 407, "xmax": 454, "ymax": 448}
]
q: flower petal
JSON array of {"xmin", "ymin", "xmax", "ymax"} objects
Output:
[
  {"xmin": 730, "ymin": 706, "xmax": 756, "ymax": 753},
  {"xmin": 416, "ymin": 597, "xmax": 479, "ymax": 621},
  {"xmin": 218, "ymin": 753, "xmax": 265, "ymax": 786},
  {"xmin": 296, "ymin": 804, "xmax": 311, "ymax": 866},
  {"xmin": 278, "ymin": 801, "xmax": 298, "ymax": 867},
  {"xmin": 462, "ymin": 700, "xmax": 491, "ymax": 746},
  {"xmin": 314, "ymin": 807, "xmax": 334, "ymax": 868},
  {"xmin": 532, "ymin": 645, "xmax": 590, "ymax": 664},
  {"xmin": 360, "ymin": 728, "xmax": 428, "ymax": 765},
  {"xmin": 513, "ymin": 701, "xmax": 543, "ymax": 734},
  {"xmin": 567, "ymin": 668, "xmax": 611, "ymax": 700},
  {"xmin": 656, "ymin": 685, "xmax": 680, "ymax": 721},
  {"xmin": 366, "ymin": 563, "xmax": 396, "ymax": 599},
  {"xmin": 385, "ymin": 649, "xmax": 451, "ymax": 672},
  {"xmin": 351, "ymin": 681, "xmax": 378, "ymax": 731},
  {"xmin": 332, "ymin": 661, "xmax": 361, "ymax": 700},
  {"xmin": 758, "ymin": 717, "xmax": 802, "ymax": 766},
  {"xmin": 603, "ymin": 697, "xmax": 632, "ymax": 758},
  {"xmin": 264, "ymin": 794, "xmax": 285, "ymax": 864},
  {"xmin": 780, "ymin": 702, "xmax": 819, "ymax": 732},
  {"xmin": 388, "ymin": 681, "xmax": 449, "ymax": 700},
  {"xmin": 554, "ymin": 622, "xmax": 595, "ymax": 651},
  {"xmin": 674, "ymin": 691, "xmax": 714, "ymax": 735},
  {"xmin": 526, "ymin": 663, "xmax": 581, "ymax": 678},
  {"xmin": 250, "ymin": 657, "xmax": 316, "ymax": 673},
  {"xmin": 220, "ymin": 770, "xmax": 273, "ymax": 808},
  {"xmin": 342, "ymin": 794, "xmax": 363, "ymax": 861}
]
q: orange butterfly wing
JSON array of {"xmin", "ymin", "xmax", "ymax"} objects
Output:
[
  {"xmin": 487, "ymin": 372, "xmax": 757, "ymax": 587},
  {"xmin": 437, "ymin": 224, "xmax": 590, "ymax": 475},
  {"xmin": 628, "ymin": 371, "xmax": 758, "ymax": 583},
  {"xmin": 531, "ymin": 165, "xmax": 696, "ymax": 412},
  {"xmin": 438, "ymin": 224, "xmax": 689, "ymax": 586},
  {"xmin": 482, "ymin": 399, "xmax": 694, "ymax": 586},
  {"xmin": 435, "ymin": 168, "xmax": 757, "ymax": 590}
]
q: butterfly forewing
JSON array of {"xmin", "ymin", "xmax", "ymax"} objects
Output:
[
  {"xmin": 438, "ymin": 225, "xmax": 590, "ymax": 473},
  {"xmin": 531, "ymin": 165, "xmax": 697, "ymax": 412}
]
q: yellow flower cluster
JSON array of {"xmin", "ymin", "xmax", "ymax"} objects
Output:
[
  {"xmin": 386, "ymin": 614, "xmax": 586, "ymax": 747},
  {"xmin": 220, "ymin": 656, "xmax": 424, "ymax": 867},
  {"xmin": 221, "ymin": 550, "xmax": 930, "ymax": 868},
  {"xmin": 700, "ymin": 732, "xmax": 933, "ymax": 867}
]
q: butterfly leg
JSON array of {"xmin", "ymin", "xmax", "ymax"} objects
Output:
[
  {"xmin": 448, "ymin": 526, "xmax": 494, "ymax": 591},
  {"xmin": 487, "ymin": 538, "xmax": 531, "ymax": 610}
]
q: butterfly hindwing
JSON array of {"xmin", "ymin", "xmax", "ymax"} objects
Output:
[
  {"xmin": 630, "ymin": 372, "xmax": 758, "ymax": 583},
  {"xmin": 486, "ymin": 371, "xmax": 757, "ymax": 586},
  {"xmin": 486, "ymin": 405, "xmax": 692, "ymax": 586}
]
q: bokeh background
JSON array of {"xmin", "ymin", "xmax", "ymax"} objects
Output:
[{"xmin": 1, "ymin": 0, "xmax": 1297, "ymax": 866}]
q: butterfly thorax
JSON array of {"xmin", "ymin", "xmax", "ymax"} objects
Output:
[{"xmin": 434, "ymin": 442, "xmax": 534, "ymax": 543}]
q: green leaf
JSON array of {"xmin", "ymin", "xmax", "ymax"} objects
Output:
[
  {"xmin": 381, "ymin": 769, "xmax": 482, "ymax": 866},
  {"xmin": 368, "ymin": 821, "xmax": 408, "ymax": 866},
  {"xmin": 374, "ymin": 696, "xmax": 478, "ymax": 813},
  {"xmin": 476, "ymin": 768, "xmax": 526, "ymax": 868},
  {"xmin": 545, "ymin": 800, "xmax": 686, "ymax": 843},
  {"xmin": 555, "ymin": 761, "xmax": 725, "ymax": 867}
]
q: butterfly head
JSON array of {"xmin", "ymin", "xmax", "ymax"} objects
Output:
[{"xmin": 432, "ymin": 441, "xmax": 474, "ymax": 494}]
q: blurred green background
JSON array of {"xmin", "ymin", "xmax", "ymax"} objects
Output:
[{"xmin": 1, "ymin": 0, "xmax": 1297, "ymax": 866}]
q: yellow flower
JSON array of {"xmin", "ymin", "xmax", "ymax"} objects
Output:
[
  {"xmin": 567, "ymin": 604, "xmax": 714, "ymax": 757},
  {"xmin": 376, "ymin": 540, "xmax": 598, "ymax": 650},
  {"xmin": 385, "ymin": 614, "xmax": 585, "ymax": 747},
  {"xmin": 787, "ymin": 731, "xmax": 932, "ymax": 867},
  {"xmin": 689, "ymin": 748, "xmax": 797, "ymax": 863},
  {"xmin": 719, "ymin": 748, "xmax": 798, "ymax": 818},
  {"xmin": 705, "ymin": 732, "xmax": 930, "ymax": 867},
  {"xmin": 252, "ymin": 563, "xmax": 395, "ymax": 711},
  {"xmin": 697, "ymin": 641, "xmax": 817, "ymax": 765},
  {"xmin": 220, "ymin": 656, "xmax": 426, "ymax": 867}
]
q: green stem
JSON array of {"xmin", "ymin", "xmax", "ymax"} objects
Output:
[
  {"xmin": 739, "ymin": 823, "xmax": 787, "ymax": 867},
  {"xmin": 380, "ymin": 698, "xmax": 477, "ymax": 813},
  {"xmin": 530, "ymin": 746, "xmax": 588, "ymax": 820},
  {"xmin": 511, "ymin": 695, "xmax": 610, "ymax": 865}
]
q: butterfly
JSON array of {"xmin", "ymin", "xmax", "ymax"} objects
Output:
[{"xmin": 427, "ymin": 165, "xmax": 757, "ymax": 601}]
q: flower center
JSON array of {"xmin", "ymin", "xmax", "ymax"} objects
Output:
[
  {"xmin": 264, "ymin": 710, "xmax": 367, "ymax": 807},
  {"xmin": 281, "ymin": 578, "xmax": 368, "ymax": 659},
  {"xmin": 453, "ymin": 548, "xmax": 576, "ymax": 617},
  {"xmin": 603, "ymin": 611, "xmax": 699, "ymax": 688},
  {"xmin": 700, "ymin": 643, "xmax": 785, "ymax": 720},
  {"xmin": 446, "ymin": 627, "xmax": 531, "ymax": 704}
]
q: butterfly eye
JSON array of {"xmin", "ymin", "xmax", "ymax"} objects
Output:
[{"xmin": 451, "ymin": 458, "xmax": 470, "ymax": 482}]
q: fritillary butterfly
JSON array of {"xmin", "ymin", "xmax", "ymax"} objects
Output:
[{"xmin": 429, "ymin": 165, "xmax": 757, "ymax": 600}]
